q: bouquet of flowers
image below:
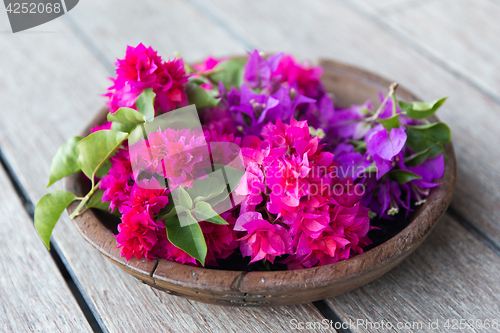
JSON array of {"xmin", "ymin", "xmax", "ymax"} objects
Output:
[{"xmin": 35, "ymin": 44, "xmax": 451, "ymax": 270}]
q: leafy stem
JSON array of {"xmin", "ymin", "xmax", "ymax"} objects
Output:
[{"xmin": 69, "ymin": 180, "xmax": 102, "ymax": 219}]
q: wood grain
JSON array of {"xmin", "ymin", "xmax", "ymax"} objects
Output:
[
  {"xmin": 327, "ymin": 214, "xmax": 500, "ymax": 333},
  {"xmin": 202, "ymin": 0, "xmax": 500, "ymax": 263},
  {"xmin": 352, "ymin": 0, "xmax": 500, "ymax": 100},
  {"xmin": 0, "ymin": 169, "xmax": 92, "ymax": 332},
  {"xmin": 0, "ymin": 1, "xmax": 330, "ymax": 331}
]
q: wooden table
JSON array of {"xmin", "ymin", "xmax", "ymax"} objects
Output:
[{"xmin": 1, "ymin": 0, "xmax": 499, "ymax": 332}]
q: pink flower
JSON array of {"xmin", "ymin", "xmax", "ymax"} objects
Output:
[
  {"xmin": 266, "ymin": 154, "xmax": 311, "ymax": 216},
  {"xmin": 100, "ymin": 148, "xmax": 133, "ymax": 213},
  {"xmin": 193, "ymin": 56, "xmax": 227, "ymax": 90},
  {"xmin": 106, "ymin": 44, "xmax": 188, "ymax": 114},
  {"xmin": 127, "ymin": 184, "xmax": 169, "ymax": 214},
  {"xmin": 163, "ymin": 237, "xmax": 198, "ymax": 266},
  {"xmin": 288, "ymin": 205, "xmax": 330, "ymax": 239},
  {"xmin": 153, "ymin": 57, "xmax": 189, "ymax": 113},
  {"xmin": 201, "ymin": 212, "xmax": 239, "ymax": 266},
  {"xmin": 116, "ymin": 206, "xmax": 159, "ymax": 261},
  {"xmin": 235, "ymin": 212, "xmax": 292, "ymax": 264},
  {"xmin": 234, "ymin": 161, "xmax": 266, "ymax": 214},
  {"xmin": 272, "ymin": 55, "xmax": 324, "ymax": 98},
  {"xmin": 261, "ymin": 118, "xmax": 311, "ymax": 152},
  {"xmin": 129, "ymin": 127, "xmax": 211, "ymax": 190},
  {"xmin": 90, "ymin": 121, "xmax": 112, "ymax": 133},
  {"xmin": 193, "ymin": 56, "xmax": 225, "ymax": 72},
  {"xmin": 116, "ymin": 44, "xmax": 162, "ymax": 87}
]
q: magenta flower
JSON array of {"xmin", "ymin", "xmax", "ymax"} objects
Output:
[
  {"xmin": 272, "ymin": 54, "xmax": 324, "ymax": 99},
  {"xmin": 153, "ymin": 57, "xmax": 189, "ymax": 113},
  {"xmin": 163, "ymin": 237, "xmax": 198, "ymax": 266},
  {"xmin": 90, "ymin": 121, "xmax": 112, "ymax": 133},
  {"xmin": 116, "ymin": 206, "xmax": 159, "ymax": 261},
  {"xmin": 235, "ymin": 212, "xmax": 293, "ymax": 264},
  {"xmin": 106, "ymin": 44, "xmax": 188, "ymax": 114},
  {"xmin": 201, "ymin": 212, "xmax": 239, "ymax": 266},
  {"xmin": 129, "ymin": 127, "xmax": 211, "ymax": 190},
  {"xmin": 193, "ymin": 56, "xmax": 226, "ymax": 72},
  {"xmin": 100, "ymin": 148, "xmax": 133, "ymax": 213},
  {"xmin": 266, "ymin": 154, "xmax": 311, "ymax": 217},
  {"xmin": 116, "ymin": 44, "xmax": 162, "ymax": 88},
  {"xmin": 127, "ymin": 184, "xmax": 169, "ymax": 214}
]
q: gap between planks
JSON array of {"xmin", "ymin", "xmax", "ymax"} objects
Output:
[
  {"xmin": 0, "ymin": 146, "xmax": 104, "ymax": 333},
  {"xmin": 339, "ymin": 0, "xmax": 500, "ymax": 107}
]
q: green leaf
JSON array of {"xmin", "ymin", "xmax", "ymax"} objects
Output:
[
  {"xmin": 190, "ymin": 77, "xmax": 211, "ymax": 85},
  {"xmin": 135, "ymin": 88, "xmax": 156, "ymax": 122},
  {"xmin": 164, "ymin": 214, "xmax": 207, "ymax": 265},
  {"xmin": 399, "ymin": 97, "xmax": 447, "ymax": 119},
  {"xmin": 177, "ymin": 187, "xmax": 193, "ymax": 209},
  {"xmin": 111, "ymin": 121, "xmax": 138, "ymax": 134},
  {"xmin": 406, "ymin": 122, "xmax": 451, "ymax": 153},
  {"xmin": 208, "ymin": 58, "xmax": 246, "ymax": 90},
  {"xmin": 404, "ymin": 144, "xmax": 443, "ymax": 167},
  {"xmin": 107, "ymin": 107, "xmax": 146, "ymax": 125},
  {"xmin": 95, "ymin": 160, "xmax": 111, "ymax": 179},
  {"xmin": 76, "ymin": 130, "xmax": 128, "ymax": 179},
  {"xmin": 47, "ymin": 136, "xmax": 82, "ymax": 187},
  {"xmin": 35, "ymin": 190, "xmax": 77, "ymax": 249},
  {"xmin": 404, "ymin": 145, "xmax": 433, "ymax": 167},
  {"xmin": 85, "ymin": 189, "xmax": 110, "ymax": 212},
  {"xmin": 187, "ymin": 173, "xmax": 228, "ymax": 203},
  {"xmin": 186, "ymin": 81, "xmax": 220, "ymax": 109},
  {"xmin": 158, "ymin": 203, "xmax": 187, "ymax": 221},
  {"xmin": 350, "ymin": 140, "xmax": 367, "ymax": 152},
  {"xmin": 378, "ymin": 114, "xmax": 400, "ymax": 130},
  {"xmin": 389, "ymin": 170, "xmax": 422, "ymax": 184},
  {"xmin": 194, "ymin": 201, "xmax": 228, "ymax": 225}
]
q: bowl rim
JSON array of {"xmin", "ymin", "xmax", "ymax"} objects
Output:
[{"xmin": 64, "ymin": 58, "xmax": 456, "ymax": 303}]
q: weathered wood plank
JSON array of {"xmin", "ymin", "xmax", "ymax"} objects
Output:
[
  {"xmin": 191, "ymin": 0, "xmax": 500, "ymax": 330},
  {"xmin": 350, "ymin": 0, "xmax": 500, "ymax": 102},
  {"xmin": 327, "ymin": 214, "xmax": 500, "ymax": 333},
  {"xmin": 202, "ymin": 0, "xmax": 500, "ymax": 253},
  {"xmin": 347, "ymin": 0, "xmax": 439, "ymax": 14},
  {"xmin": 0, "ymin": 168, "xmax": 92, "ymax": 332},
  {"xmin": 0, "ymin": 1, "xmax": 330, "ymax": 331}
]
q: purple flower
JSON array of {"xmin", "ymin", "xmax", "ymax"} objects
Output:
[
  {"xmin": 329, "ymin": 100, "xmax": 372, "ymax": 140},
  {"xmin": 365, "ymin": 124, "xmax": 407, "ymax": 179},
  {"xmin": 333, "ymin": 142, "xmax": 371, "ymax": 179},
  {"xmin": 377, "ymin": 179, "xmax": 410, "ymax": 217},
  {"xmin": 398, "ymin": 152, "xmax": 445, "ymax": 205},
  {"xmin": 227, "ymin": 83, "xmax": 314, "ymax": 136},
  {"xmin": 244, "ymin": 50, "xmax": 284, "ymax": 89},
  {"xmin": 362, "ymin": 151, "xmax": 445, "ymax": 218}
]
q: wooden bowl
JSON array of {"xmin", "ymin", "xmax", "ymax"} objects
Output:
[{"xmin": 64, "ymin": 59, "xmax": 456, "ymax": 307}]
